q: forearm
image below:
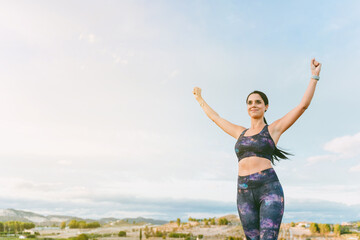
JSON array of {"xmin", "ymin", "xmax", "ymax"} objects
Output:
[
  {"xmin": 197, "ymin": 98, "xmax": 220, "ymax": 121},
  {"xmin": 300, "ymin": 78, "xmax": 318, "ymax": 109}
]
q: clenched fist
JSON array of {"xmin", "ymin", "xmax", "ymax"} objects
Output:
[
  {"xmin": 311, "ymin": 58, "xmax": 322, "ymax": 76},
  {"xmin": 192, "ymin": 87, "xmax": 202, "ymax": 101}
]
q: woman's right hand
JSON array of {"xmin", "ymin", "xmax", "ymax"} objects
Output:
[{"xmin": 192, "ymin": 87, "xmax": 202, "ymax": 101}]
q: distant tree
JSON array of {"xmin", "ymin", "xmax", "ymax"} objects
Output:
[
  {"xmin": 23, "ymin": 222, "xmax": 35, "ymax": 230},
  {"xmin": 319, "ymin": 223, "xmax": 330, "ymax": 235},
  {"xmin": 118, "ymin": 231, "xmax": 126, "ymax": 237},
  {"xmin": 218, "ymin": 218, "xmax": 229, "ymax": 225},
  {"xmin": 68, "ymin": 220, "xmax": 79, "ymax": 229},
  {"xmin": 15, "ymin": 221, "xmax": 21, "ymax": 233},
  {"xmin": 133, "ymin": 220, "xmax": 135, "ymax": 224},
  {"xmin": 176, "ymin": 218, "xmax": 181, "ymax": 227},
  {"xmin": 60, "ymin": 221, "xmax": 66, "ymax": 229},
  {"xmin": 334, "ymin": 224, "xmax": 341, "ymax": 236},
  {"xmin": 78, "ymin": 221, "xmax": 87, "ymax": 229},
  {"xmin": 290, "ymin": 222, "xmax": 295, "ymax": 227},
  {"xmin": 155, "ymin": 230, "xmax": 164, "ymax": 237},
  {"xmin": 86, "ymin": 222, "xmax": 100, "ymax": 228},
  {"xmin": 309, "ymin": 223, "xmax": 319, "ymax": 234},
  {"xmin": 341, "ymin": 225, "xmax": 350, "ymax": 234},
  {"xmin": 210, "ymin": 218, "xmax": 215, "ymax": 225}
]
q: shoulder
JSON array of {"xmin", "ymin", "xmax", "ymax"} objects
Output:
[{"xmin": 236, "ymin": 126, "xmax": 248, "ymax": 139}]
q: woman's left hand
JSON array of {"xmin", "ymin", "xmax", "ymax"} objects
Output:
[{"xmin": 311, "ymin": 58, "xmax": 322, "ymax": 76}]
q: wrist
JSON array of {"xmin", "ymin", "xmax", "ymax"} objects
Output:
[
  {"xmin": 311, "ymin": 75, "xmax": 320, "ymax": 81},
  {"xmin": 198, "ymin": 99, "xmax": 205, "ymax": 107}
]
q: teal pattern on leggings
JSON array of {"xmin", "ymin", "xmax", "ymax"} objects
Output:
[{"xmin": 237, "ymin": 168, "xmax": 284, "ymax": 240}]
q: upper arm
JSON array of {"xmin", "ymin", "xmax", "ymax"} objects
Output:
[
  {"xmin": 212, "ymin": 115, "xmax": 246, "ymax": 139},
  {"xmin": 271, "ymin": 104, "xmax": 307, "ymax": 135}
]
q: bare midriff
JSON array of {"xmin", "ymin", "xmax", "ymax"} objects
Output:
[{"xmin": 238, "ymin": 156, "xmax": 273, "ymax": 176}]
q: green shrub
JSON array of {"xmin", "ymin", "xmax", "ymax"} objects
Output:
[
  {"xmin": 168, "ymin": 232, "xmax": 191, "ymax": 238},
  {"xmin": 226, "ymin": 236, "xmax": 242, "ymax": 240},
  {"xmin": 77, "ymin": 233, "xmax": 89, "ymax": 240},
  {"xmin": 218, "ymin": 217, "xmax": 229, "ymax": 225}
]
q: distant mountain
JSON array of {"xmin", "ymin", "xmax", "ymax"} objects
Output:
[
  {"xmin": 349, "ymin": 220, "xmax": 360, "ymax": 224},
  {"xmin": 122, "ymin": 217, "xmax": 168, "ymax": 225},
  {"xmin": 0, "ymin": 208, "xmax": 168, "ymax": 226},
  {"xmin": 0, "ymin": 208, "xmax": 44, "ymax": 223}
]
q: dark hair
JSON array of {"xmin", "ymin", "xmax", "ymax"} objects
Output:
[{"xmin": 246, "ymin": 90, "xmax": 293, "ymax": 165}]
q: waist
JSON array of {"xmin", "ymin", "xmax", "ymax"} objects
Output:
[
  {"xmin": 238, "ymin": 156, "xmax": 272, "ymax": 171},
  {"xmin": 237, "ymin": 152, "xmax": 272, "ymax": 162},
  {"xmin": 237, "ymin": 167, "xmax": 279, "ymax": 189}
]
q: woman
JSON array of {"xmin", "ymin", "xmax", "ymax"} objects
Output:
[{"xmin": 192, "ymin": 58, "xmax": 322, "ymax": 240}]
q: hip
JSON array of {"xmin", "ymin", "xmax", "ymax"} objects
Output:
[{"xmin": 237, "ymin": 167, "xmax": 280, "ymax": 190}]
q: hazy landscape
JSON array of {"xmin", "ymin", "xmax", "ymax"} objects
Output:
[{"xmin": 1, "ymin": 209, "xmax": 359, "ymax": 240}]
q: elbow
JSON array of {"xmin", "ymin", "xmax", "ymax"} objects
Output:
[{"xmin": 301, "ymin": 104, "xmax": 309, "ymax": 110}]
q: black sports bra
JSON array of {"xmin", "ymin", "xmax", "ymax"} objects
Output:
[{"xmin": 234, "ymin": 124, "xmax": 276, "ymax": 162}]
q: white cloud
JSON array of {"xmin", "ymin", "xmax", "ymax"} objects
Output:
[
  {"xmin": 349, "ymin": 163, "xmax": 360, "ymax": 172},
  {"xmin": 283, "ymin": 184, "xmax": 360, "ymax": 206},
  {"xmin": 161, "ymin": 70, "xmax": 180, "ymax": 84},
  {"xmin": 306, "ymin": 131, "xmax": 360, "ymax": 165},
  {"xmin": 323, "ymin": 132, "xmax": 360, "ymax": 157},
  {"xmin": 305, "ymin": 154, "xmax": 340, "ymax": 166},
  {"xmin": 78, "ymin": 33, "xmax": 97, "ymax": 43},
  {"xmin": 57, "ymin": 160, "xmax": 73, "ymax": 166},
  {"xmin": 112, "ymin": 53, "xmax": 128, "ymax": 64},
  {"xmin": 169, "ymin": 70, "xmax": 179, "ymax": 78}
]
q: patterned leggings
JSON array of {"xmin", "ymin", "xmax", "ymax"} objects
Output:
[{"xmin": 237, "ymin": 168, "xmax": 284, "ymax": 240}]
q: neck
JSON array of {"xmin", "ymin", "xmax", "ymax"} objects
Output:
[{"xmin": 250, "ymin": 118, "xmax": 266, "ymax": 130}]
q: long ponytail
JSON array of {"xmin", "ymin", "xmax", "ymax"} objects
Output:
[{"xmin": 247, "ymin": 90, "xmax": 293, "ymax": 165}]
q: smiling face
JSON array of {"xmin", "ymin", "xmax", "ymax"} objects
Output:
[{"xmin": 246, "ymin": 93, "xmax": 268, "ymax": 119}]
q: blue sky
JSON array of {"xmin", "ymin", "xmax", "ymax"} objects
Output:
[{"xmin": 0, "ymin": 0, "xmax": 359, "ymax": 223}]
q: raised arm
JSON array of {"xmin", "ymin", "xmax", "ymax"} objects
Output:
[
  {"xmin": 192, "ymin": 87, "xmax": 246, "ymax": 139},
  {"xmin": 271, "ymin": 58, "xmax": 322, "ymax": 136}
]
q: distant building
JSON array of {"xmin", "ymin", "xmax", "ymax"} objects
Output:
[
  {"xmin": 341, "ymin": 222, "xmax": 352, "ymax": 226},
  {"xmin": 32, "ymin": 226, "xmax": 60, "ymax": 230},
  {"xmin": 296, "ymin": 222, "xmax": 310, "ymax": 228},
  {"xmin": 24, "ymin": 230, "xmax": 35, "ymax": 235}
]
